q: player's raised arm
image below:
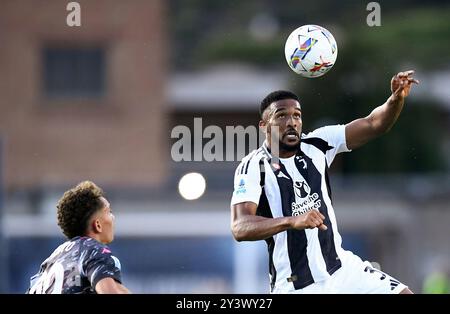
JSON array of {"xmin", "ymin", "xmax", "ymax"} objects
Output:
[
  {"xmin": 345, "ymin": 70, "xmax": 419, "ymax": 150},
  {"xmin": 231, "ymin": 202, "xmax": 327, "ymax": 242}
]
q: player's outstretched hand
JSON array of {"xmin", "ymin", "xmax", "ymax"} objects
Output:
[
  {"xmin": 391, "ymin": 70, "xmax": 419, "ymax": 99},
  {"xmin": 291, "ymin": 209, "xmax": 328, "ymax": 231}
]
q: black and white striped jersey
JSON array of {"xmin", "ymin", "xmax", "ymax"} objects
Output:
[{"xmin": 231, "ymin": 124, "xmax": 351, "ymax": 291}]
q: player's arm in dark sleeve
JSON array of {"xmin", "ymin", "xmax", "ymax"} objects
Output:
[
  {"xmin": 345, "ymin": 70, "xmax": 419, "ymax": 150},
  {"xmin": 231, "ymin": 201, "xmax": 327, "ymax": 241},
  {"xmin": 84, "ymin": 247, "xmax": 131, "ymax": 294}
]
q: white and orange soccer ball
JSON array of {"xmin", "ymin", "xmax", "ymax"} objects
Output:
[{"xmin": 284, "ymin": 24, "xmax": 338, "ymax": 78}]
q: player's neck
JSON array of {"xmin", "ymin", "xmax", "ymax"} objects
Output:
[
  {"xmin": 85, "ymin": 232, "xmax": 104, "ymax": 244},
  {"xmin": 279, "ymin": 151, "xmax": 296, "ymax": 158},
  {"xmin": 265, "ymin": 140, "xmax": 298, "ymax": 158}
]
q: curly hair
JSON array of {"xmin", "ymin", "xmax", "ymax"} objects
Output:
[
  {"xmin": 57, "ymin": 181, "xmax": 105, "ymax": 239},
  {"xmin": 260, "ymin": 90, "xmax": 301, "ymax": 119}
]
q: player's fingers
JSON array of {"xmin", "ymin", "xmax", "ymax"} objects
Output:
[
  {"xmin": 318, "ymin": 224, "xmax": 328, "ymax": 231},
  {"xmin": 399, "ymin": 70, "xmax": 415, "ymax": 77},
  {"xmin": 312, "ymin": 218, "xmax": 323, "ymax": 227},
  {"xmin": 408, "ymin": 78, "xmax": 419, "ymax": 84},
  {"xmin": 311, "ymin": 212, "xmax": 323, "ymax": 222},
  {"xmin": 391, "ymin": 75, "xmax": 399, "ymax": 86},
  {"xmin": 393, "ymin": 81, "xmax": 404, "ymax": 96},
  {"xmin": 398, "ymin": 71, "xmax": 415, "ymax": 80},
  {"xmin": 311, "ymin": 209, "xmax": 325, "ymax": 220}
]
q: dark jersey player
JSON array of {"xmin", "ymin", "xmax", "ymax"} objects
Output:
[{"xmin": 27, "ymin": 181, "xmax": 130, "ymax": 294}]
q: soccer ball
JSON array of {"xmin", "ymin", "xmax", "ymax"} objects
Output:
[{"xmin": 284, "ymin": 24, "xmax": 338, "ymax": 78}]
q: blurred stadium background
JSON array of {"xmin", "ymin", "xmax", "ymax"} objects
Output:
[{"xmin": 0, "ymin": 0, "xmax": 449, "ymax": 293}]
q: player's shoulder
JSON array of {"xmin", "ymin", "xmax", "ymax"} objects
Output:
[
  {"xmin": 304, "ymin": 124, "xmax": 345, "ymax": 139},
  {"xmin": 236, "ymin": 147, "xmax": 267, "ymax": 170},
  {"xmin": 235, "ymin": 146, "xmax": 266, "ymax": 175},
  {"xmin": 301, "ymin": 125, "xmax": 345, "ymax": 153},
  {"xmin": 47, "ymin": 238, "xmax": 81, "ymax": 260},
  {"xmin": 78, "ymin": 238, "xmax": 114, "ymax": 270},
  {"xmin": 242, "ymin": 146, "xmax": 269, "ymax": 163},
  {"xmin": 78, "ymin": 237, "xmax": 110, "ymax": 255}
]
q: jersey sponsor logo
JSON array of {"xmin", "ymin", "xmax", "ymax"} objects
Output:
[
  {"xmin": 294, "ymin": 181, "xmax": 310, "ymax": 198},
  {"xmin": 291, "ymin": 180, "xmax": 321, "ymax": 216}
]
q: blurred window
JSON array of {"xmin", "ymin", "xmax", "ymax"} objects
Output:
[{"xmin": 43, "ymin": 47, "xmax": 105, "ymax": 98}]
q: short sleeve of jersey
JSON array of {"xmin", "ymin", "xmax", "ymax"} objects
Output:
[
  {"xmin": 306, "ymin": 124, "xmax": 351, "ymax": 165},
  {"xmin": 230, "ymin": 153, "xmax": 262, "ymax": 206},
  {"xmin": 83, "ymin": 245, "xmax": 122, "ymax": 290}
]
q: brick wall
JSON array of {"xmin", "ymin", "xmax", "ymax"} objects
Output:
[{"xmin": 0, "ymin": 0, "xmax": 168, "ymax": 189}]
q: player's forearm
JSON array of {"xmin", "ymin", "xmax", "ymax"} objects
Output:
[
  {"xmin": 232, "ymin": 215, "xmax": 293, "ymax": 241},
  {"xmin": 368, "ymin": 94, "xmax": 405, "ymax": 135}
]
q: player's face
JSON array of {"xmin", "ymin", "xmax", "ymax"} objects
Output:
[
  {"xmin": 266, "ymin": 99, "xmax": 302, "ymax": 153},
  {"xmin": 97, "ymin": 197, "xmax": 115, "ymax": 244}
]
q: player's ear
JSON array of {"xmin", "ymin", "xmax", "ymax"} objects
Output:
[
  {"xmin": 259, "ymin": 120, "xmax": 267, "ymax": 134},
  {"xmin": 92, "ymin": 218, "xmax": 102, "ymax": 233}
]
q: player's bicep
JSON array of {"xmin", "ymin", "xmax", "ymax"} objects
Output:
[
  {"xmin": 232, "ymin": 201, "xmax": 258, "ymax": 222},
  {"xmin": 95, "ymin": 277, "xmax": 130, "ymax": 294},
  {"xmin": 231, "ymin": 201, "xmax": 259, "ymax": 240}
]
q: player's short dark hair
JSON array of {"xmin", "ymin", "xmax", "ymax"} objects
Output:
[
  {"xmin": 260, "ymin": 90, "xmax": 301, "ymax": 118},
  {"xmin": 57, "ymin": 181, "xmax": 105, "ymax": 239}
]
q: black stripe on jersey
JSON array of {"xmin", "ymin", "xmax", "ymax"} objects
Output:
[
  {"xmin": 240, "ymin": 162, "xmax": 245, "ymax": 174},
  {"xmin": 390, "ymin": 279, "xmax": 400, "ymax": 290},
  {"xmin": 236, "ymin": 163, "xmax": 243, "ymax": 175},
  {"xmin": 267, "ymin": 237, "xmax": 276, "ymax": 293},
  {"xmin": 304, "ymin": 137, "xmax": 334, "ymax": 201},
  {"xmin": 302, "ymin": 137, "xmax": 334, "ymax": 154},
  {"xmin": 256, "ymin": 189, "xmax": 277, "ymax": 292},
  {"xmin": 238, "ymin": 159, "xmax": 248, "ymax": 175},
  {"xmin": 240, "ymin": 149, "xmax": 261, "ymax": 175},
  {"xmin": 275, "ymin": 162, "xmax": 314, "ymax": 289},
  {"xmin": 259, "ymin": 159, "xmax": 266, "ymax": 186},
  {"xmin": 261, "ymin": 144, "xmax": 272, "ymax": 160},
  {"xmin": 244, "ymin": 158, "xmax": 251, "ymax": 174},
  {"xmin": 324, "ymin": 167, "xmax": 332, "ymax": 202},
  {"xmin": 296, "ymin": 153, "xmax": 341, "ymax": 276},
  {"xmin": 256, "ymin": 187, "xmax": 272, "ymax": 219}
]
